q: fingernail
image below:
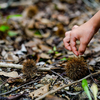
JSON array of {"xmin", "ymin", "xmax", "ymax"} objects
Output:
[{"xmin": 79, "ymin": 53, "xmax": 83, "ymax": 55}]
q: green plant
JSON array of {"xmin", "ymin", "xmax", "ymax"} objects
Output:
[
  {"xmin": 82, "ymin": 79, "xmax": 98, "ymax": 100},
  {"xmin": 0, "ymin": 14, "xmax": 22, "ymax": 39},
  {"xmin": 48, "ymin": 46, "xmax": 59, "ymax": 54},
  {"xmin": 0, "ymin": 25, "xmax": 9, "ymax": 32},
  {"xmin": 60, "ymin": 57, "xmax": 67, "ymax": 61},
  {"xmin": 82, "ymin": 79, "xmax": 92, "ymax": 100},
  {"xmin": 7, "ymin": 14, "xmax": 22, "ymax": 19}
]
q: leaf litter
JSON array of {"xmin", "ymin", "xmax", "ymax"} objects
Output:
[{"xmin": 0, "ymin": 0, "xmax": 100, "ymax": 100}]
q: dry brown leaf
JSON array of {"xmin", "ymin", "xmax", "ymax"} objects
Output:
[
  {"xmin": 25, "ymin": 41, "xmax": 36, "ymax": 47},
  {"xmin": 25, "ymin": 28, "xmax": 34, "ymax": 37},
  {"xmin": 40, "ymin": 53, "xmax": 51, "ymax": 59},
  {"xmin": 38, "ymin": 44, "xmax": 52, "ymax": 51},
  {"xmin": 56, "ymin": 3, "xmax": 66, "ymax": 11},
  {"xmin": 55, "ymin": 53, "xmax": 62, "ymax": 58},
  {"xmin": 42, "ymin": 32, "xmax": 50, "ymax": 38},
  {"xmin": 46, "ymin": 37, "xmax": 55, "ymax": 45},
  {"xmin": 57, "ymin": 15, "xmax": 69, "ymax": 24},
  {"xmin": 6, "ymin": 52, "xmax": 19, "ymax": 63},
  {"xmin": 27, "ymin": 19, "xmax": 35, "ymax": 29},
  {"xmin": 0, "ymin": 71, "xmax": 19, "ymax": 78},
  {"xmin": 7, "ymin": 77, "xmax": 25, "ymax": 83},
  {"xmin": 41, "ymin": 18, "xmax": 50, "ymax": 25},
  {"xmin": 29, "ymin": 84, "xmax": 50, "ymax": 99},
  {"xmin": 60, "ymin": 0, "xmax": 76, "ymax": 4},
  {"xmin": 45, "ymin": 95, "xmax": 65, "ymax": 100},
  {"xmin": 25, "ymin": 39, "xmax": 43, "ymax": 47}
]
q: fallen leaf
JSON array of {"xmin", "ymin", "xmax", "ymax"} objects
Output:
[
  {"xmin": 45, "ymin": 95, "xmax": 66, "ymax": 100},
  {"xmin": 55, "ymin": 3, "xmax": 66, "ymax": 11},
  {"xmin": 0, "ymin": 71, "xmax": 19, "ymax": 78},
  {"xmin": 57, "ymin": 15, "xmax": 69, "ymax": 24},
  {"xmin": 25, "ymin": 41, "xmax": 37, "ymax": 47},
  {"xmin": 55, "ymin": 53, "xmax": 62, "ymax": 58},
  {"xmin": 42, "ymin": 32, "xmax": 50, "ymax": 38},
  {"xmin": 93, "ymin": 46, "xmax": 100, "ymax": 52},
  {"xmin": 91, "ymin": 83, "xmax": 98, "ymax": 100},
  {"xmin": 25, "ymin": 28, "xmax": 34, "ymax": 37},
  {"xmin": 7, "ymin": 77, "xmax": 25, "ymax": 83},
  {"xmin": 21, "ymin": 44, "xmax": 27, "ymax": 53},
  {"xmin": 38, "ymin": 44, "xmax": 52, "ymax": 51},
  {"xmin": 25, "ymin": 38, "xmax": 43, "ymax": 47},
  {"xmin": 40, "ymin": 53, "xmax": 51, "ymax": 59},
  {"xmin": 46, "ymin": 37, "xmax": 55, "ymax": 45},
  {"xmin": 41, "ymin": 18, "xmax": 50, "ymax": 25},
  {"xmin": 29, "ymin": 84, "xmax": 50, "ymax": 99},
  {"xmin": 27, "ymin": 19, "xmax": 35, "ymax": 29},
  {"xmin": 6, "ymin": 52, "xmax": 19, "ymax": 63}
]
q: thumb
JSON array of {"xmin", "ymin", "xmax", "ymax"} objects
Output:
[{"xmin": 78, "ymin": 42, "xmax": 87, "ymax": 55}]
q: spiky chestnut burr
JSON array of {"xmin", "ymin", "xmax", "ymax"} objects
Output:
[
  {"xmin": 55, "ymin": 23, "xmax": 65, "ymax": 37},
  {"xmin": 22, "ymin": 59, "xmax": 37, "ymax": 78},
  {"xmin": 65, "ymin": 57, "xmax": 88, "ymax": 80},
  {"xmin": 24, "ymin": 5, "xmax": 38, "ymax": 18}
]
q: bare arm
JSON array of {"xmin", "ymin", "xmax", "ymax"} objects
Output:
[{"xmin": 63, "ymin": 10, "xmax": 100, "ymax": 56}]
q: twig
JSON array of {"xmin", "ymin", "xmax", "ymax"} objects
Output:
[
  {"xmin": 36, "ymin": 70, "xmax": 100, "ymax": 100},
  {"xmin": 88, "ymin": 66, "xmax": 100, "ymax": 87},
  {"xmin": 51, "ymin": 70, "xmax": 68, "ymax": 84},
  {"xmin": 71, "ymin": 91, "xmax": 83, "ymax": 100},
  {"xmin": 0, "ymin": 62, "xmax": 64, "ymax": 71},
  {"xmin": 11, "ymin": 1, "xmax": 33, "ymax": 7},
  {"xmin": 0, "ymin": 62, "xmax": 23, "ymax": 69},
  {"xmin": 0, "ymin": 80, "xmax": 7, "ymax": 89},
  {"xmin": 0, "ymin": 78, "xmax": 39, "ymax": 96},
  {"xmin": 66, "ymin": 91, "xmax": 81, "ymax": 96}
]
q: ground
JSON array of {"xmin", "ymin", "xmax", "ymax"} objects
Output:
[{"xmin": 0, "ymin": 0, "xmax": 100, "ymax": 100}]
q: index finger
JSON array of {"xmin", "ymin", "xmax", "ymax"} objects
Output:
[
  {"xmin": 65, "ymin": 31, "xmax": 71, "ymax": 37},
  {"xmin": 70, "ymin": 37, "xmax": 79, "ymax": 56}
]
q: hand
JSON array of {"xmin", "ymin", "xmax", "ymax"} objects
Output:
[{"xmin": 63, "ymin": 23, "xmax": 95, "ymax": 56}]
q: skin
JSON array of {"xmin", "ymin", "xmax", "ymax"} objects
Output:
[{"xmin": 63, "ymin": 10, "xmax": 100, "ymax": 56}]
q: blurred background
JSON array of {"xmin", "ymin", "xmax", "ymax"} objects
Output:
[{"xmin": 0, "ymin": 0, "xmax": 100, "ymax": 63}]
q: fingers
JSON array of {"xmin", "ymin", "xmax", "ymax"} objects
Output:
[
  {"xmin": 63, "ymin": 37, "xmax": 71, "ymax": 51},
  {"xmin": 65, "ymin": 31, "xmax": 71, "ymax": 37},
  {"xmin": 70, "ymin": 36, "xmax": 79, "ymax": 56},
  {"xmin": 64, "ymin": 25, "xmax": 80, "ymax": 56},
  {"xmin": 78, "ymin": 42, "xmax": 87, "ymax": 55},
  {"xmin": 63, "ymin": 31, "xmax": 71, "ymax": 51},
  {"xmin": 72, "ymin": 25, "xmax": 79, "ymax": 30}
]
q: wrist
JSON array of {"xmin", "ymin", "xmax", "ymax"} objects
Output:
[
  {"xmin": 84, "ymin": 20, "xmax": 96, "ymax": 35},
  {"xmin": 87, "ymin": 19, "xmax": 98, "ymax": 35}
]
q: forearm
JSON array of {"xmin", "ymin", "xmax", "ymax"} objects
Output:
[{"xmin": 88, "ymin": 10, "xmax": 100, "ymax": 33}]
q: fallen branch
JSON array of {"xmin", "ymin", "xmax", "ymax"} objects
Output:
[
  {"xmin": 0, "ymin": 78, "xmax": 39, "ymax": 96},
  {"xmin": 0, "ymin": 62, "xmax": 63, "ymax": 71},
  {"xmin": 0, "ymin": 62, "xmax": 23, "ymax": 69},
  {"xmin": 36, "ymin": 70, "xmax": 100, "ymax": 100}
]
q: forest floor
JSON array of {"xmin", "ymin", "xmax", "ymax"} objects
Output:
[{"xmin": 0, "ymin": 0, "xmax": 100, "ymax": 100}]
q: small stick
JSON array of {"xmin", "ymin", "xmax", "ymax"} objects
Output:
[
  {"xmin": 51, "ymin": 70, "xmax": 68, "ymax": 84},
  {"xmin": 0, "ymin": 62, "xmax": 61, "ymax": 71},
  {"xmin": 36, "ymin": 70, "xmax": 100, "ymax": 100},
  {"xmin": 0, "ymin": 78, "xmax": 39, "ymax": 96},
  {"xmin": 0, "ymin": 62, "xmax": 23, "ymax": 69}
]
